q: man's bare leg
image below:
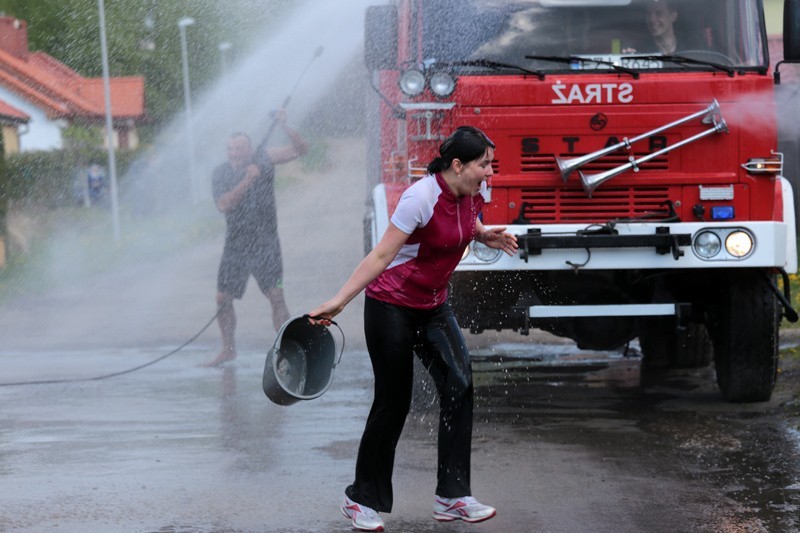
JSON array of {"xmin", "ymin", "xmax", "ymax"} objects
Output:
[
  {"xmin": 203, "ymin": 292, "xmax": 238, "ymax": 366},
  {"xmin": 267, "ymin": 287, "xmax": 291, "ymax": 333}
]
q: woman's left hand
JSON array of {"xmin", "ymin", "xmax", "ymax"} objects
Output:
[{"xmin": 478, "ymin": 227, "xmax": 518, "ymax": 256}]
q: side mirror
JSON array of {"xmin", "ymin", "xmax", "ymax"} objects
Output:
[
  {"xmin": 785, "ymin": 0, "xmax": 800, "ymax": 61},
  {"xmin": 364, "ymin": 5, "xmax": 398, "ymax": 70}
]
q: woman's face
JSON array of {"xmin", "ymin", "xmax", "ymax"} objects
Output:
[{"xmin": 458, "ymin": 147, "xmax": 495, "ymax": 197}]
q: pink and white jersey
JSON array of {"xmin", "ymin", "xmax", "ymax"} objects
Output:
[{"xmin": 366, "ymin": 173, "xmax": 484, "ymax": 309}]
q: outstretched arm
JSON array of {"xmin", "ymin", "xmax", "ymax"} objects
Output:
[
  {"xmin": 475, "ymin": 219, "xmax": 518, "ymax": 256},
  {"xmin": 309, "ymin": 223, "xmax": 410, "ymax": 324},
  {"xmin": 264, "ymin": 109, "xmax": 308, "ymax": 164}
]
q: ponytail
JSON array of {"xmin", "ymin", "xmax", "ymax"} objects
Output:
[
  {"xmin": 426, "ymin": 126, "xmax": 495, "ymax": 175},
  {"xmin": 427, "ymin": 157, "xmax": 446, "ymax": 174}
]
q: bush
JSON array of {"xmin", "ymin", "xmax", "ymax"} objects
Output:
[
  {"xmin": 5, "ymin": 148, "xmax": 142, "ymax": 207},
  {"xmin": 299, "ymin": 136, "xmax": 330, "ymax": 173}
]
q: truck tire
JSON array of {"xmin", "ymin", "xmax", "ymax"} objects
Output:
[
  {"xmin": 639, "ymin": 318, "xmax": 712, "ymax": 369},
  {"xmin": 671, "ymin": 323, "xmax": 713, "ymax": 368},
  {"xmin": 708, "ymin": 271, "xmax": 779, "ymax": 403}
]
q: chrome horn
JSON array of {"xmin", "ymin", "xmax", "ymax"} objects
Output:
[
  {"xmin": 554, "ymin": 99, "xmax": 722, "ymax": 183},
  {"xmin": 579, "ymin": 117, "xmax": 729, "ymax": 197}
]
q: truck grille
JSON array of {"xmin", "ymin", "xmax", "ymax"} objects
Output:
[
  {"xmin": 519, "ymin": 187, "xmax": 671, "ymax": 223},
  {"xmin": 520, "ymin": 152, "xmax": 669, "ymax": 173}
]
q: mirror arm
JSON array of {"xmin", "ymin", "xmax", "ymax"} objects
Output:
[{"xmin": 370, "ymin": 77, "xmax": 405, "ymax": 120}]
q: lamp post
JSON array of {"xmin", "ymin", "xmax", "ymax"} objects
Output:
[
  {"xmin": 218, "ymin": 41, "xmax": 231, "ymax": 76},
  {"xmin": 97, "ymin": 0, "xmax": 121, "ymax": 240},
  {"xmin": 177, "ymin": 16, "xmax": 197, "ymax": 204}
]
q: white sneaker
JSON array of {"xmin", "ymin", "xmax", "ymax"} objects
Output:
[
  {"xmin": 341, "ymin": 495, "xmax": 385, "ymax": 532},
  {"xmin": 433, "ymin": 495, "xmax": 496, "ymax": 523}
]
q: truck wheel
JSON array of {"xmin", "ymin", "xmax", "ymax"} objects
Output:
[
  {"xmin": 708, "ymin": 271, "xmax": 779, "ymax": 403},
  {"xmin": 672, "ymin": 322, "xmax": 713, "ymax": 368},
  {"xmin": 639, "ymin": 318, "xmax": 712, "ymax": 369}
]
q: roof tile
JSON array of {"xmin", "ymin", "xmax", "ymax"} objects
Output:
[{"xmin": 0, "ymin": 19, "xmax": 145, "ymax": 121}]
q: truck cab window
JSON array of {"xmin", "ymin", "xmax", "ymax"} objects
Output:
[{"xmin": 415, "ymin": 0, "xmax": 766, "ymax": 73}]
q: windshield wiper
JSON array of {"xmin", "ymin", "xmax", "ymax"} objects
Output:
[
  {"xmin": 625, "ymin": 54, "xmax": 737, "ymax": 77},
  {"xmin": 525, "ymin": 55, "xmax": 640, "ymax": 79},
  {"xmin": 445, "ymin": 59, "xmax": 545, "ymax": 80}
]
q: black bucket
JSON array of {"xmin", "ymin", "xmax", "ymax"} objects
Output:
[{"xmin": 262, "ymin": 316, "xmax": 343, "ymax": 406}]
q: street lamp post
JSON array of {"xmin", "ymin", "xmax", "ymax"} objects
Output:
[
  {"xmin": 177, "ymin": 16, "xmax": 197, "ymax": 204},
  {"xmin": 218, "ymin": 41, "xmax": 231, "ymax": 76},
  {"xmin": 97, "ymin": 0, "xmax": 121, "ymax": 240}
]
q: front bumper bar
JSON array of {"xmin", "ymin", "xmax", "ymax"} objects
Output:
[{"xmin": 519, "ymin": 226, "xmax": 692, "ymax": 262}]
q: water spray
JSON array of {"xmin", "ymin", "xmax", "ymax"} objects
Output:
[{"xmin": 259, "ymin": 45, "xmax": 324, "ymax": 149}]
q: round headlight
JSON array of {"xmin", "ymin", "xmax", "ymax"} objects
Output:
[
  {"xmin": 429, "ymin": 71, "xmax": 456, "ymax": 97},
  {"xmin": 399, "ymin": 69, "xmax": 425, "ymax": 96},
  {"xmin": 725, "ymin": 230, "xmax": 753, "ymax": 258},
  {"xmin": 471, "ymin": 241, "xmax": 502, "ymax": 262},
  {"xmin": 694, "ymin": 231, "xmax": 721, "ymax": 259}
]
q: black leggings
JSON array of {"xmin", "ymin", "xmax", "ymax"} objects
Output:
[{"xmin": 346, "ymin": 296, "xmax": 473, "ymax": 513}]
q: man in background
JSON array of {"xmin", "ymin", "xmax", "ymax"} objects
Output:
[{"xmin": 205, "ymin": 110, "xmax": 307, "ymax": 367}]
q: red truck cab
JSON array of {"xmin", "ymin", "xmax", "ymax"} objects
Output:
[{"xmin": 364, "ymin": 0, "xmax": 800, "ymax": 402}]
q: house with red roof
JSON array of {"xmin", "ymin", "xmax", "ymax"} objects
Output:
[
  {"xmin": 0, "ymin": 16, "xmax": 145, "ymax": 153},
  {"xmin": 0, "ymin": 97, "xmax": 28, "ymax": 153}
]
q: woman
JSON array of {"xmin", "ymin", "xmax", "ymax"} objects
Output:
[{"xmin": 309, "ymin": 126, "xmax": 518, "ymax": 532}]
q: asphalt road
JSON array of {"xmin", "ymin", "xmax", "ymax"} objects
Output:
[{"xmin": 1, "ymin": 138, "xmax": 799, "ymax": 532}]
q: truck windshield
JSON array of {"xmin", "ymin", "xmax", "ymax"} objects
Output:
[{"xmin": 420, "ymin": 0, "xmax": 767, "ymax": 72}]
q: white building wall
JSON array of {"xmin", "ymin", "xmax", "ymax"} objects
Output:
[{"xmin": 0, "ymin": 86, "xmax": 63, "ymax": 151}]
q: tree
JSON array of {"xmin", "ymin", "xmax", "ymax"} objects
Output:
[
  {"xmin": 0, "ymin": 0, "xmax": 295, "ymax": 134},
  {"xmin": 0, "ymin": 127, "xmax": 7, "ymax": 268}
]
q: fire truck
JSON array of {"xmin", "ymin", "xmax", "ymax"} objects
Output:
[{"xmin": 363, "ymin": 0, "xmax": 800, "ymax": 402}]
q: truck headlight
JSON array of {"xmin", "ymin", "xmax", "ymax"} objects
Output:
[
  {"xmin": 399, "ymin": 69, "xmax": 425, "ymax": 96},
  {"xmin": 429, "ymin": 71, "xmax": 456, "ymax": 97},
  {"xmin": 725, "ymin": 230, "xmax": 753, "ymax": 258},
  {"xmin": 471, "ymin": 241, "xmax": 501, "ymax": 262},
  {"xmin": 693, "ymin": 231, "xmax": 721, "ymax": 259},
  {"xmin": 692, "ymin": 228, "xmax": 755, "ymax": 261}
]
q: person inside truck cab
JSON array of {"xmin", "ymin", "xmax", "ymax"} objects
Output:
[
  {"xmin": 623, "ymin": 0, "xmax": 706, "ymax": 55},
  {"xmin": 622, "ymin": 0, "xmax": 678, "ymax": 54},
  {"xmin": 643, "ymin": 0, "xmax": 679, "ymax": 53}
]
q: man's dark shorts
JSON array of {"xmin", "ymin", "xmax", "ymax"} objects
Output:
[{"xmin": 217, "ymin": 240, "xmax": 284, "ymax": 299}]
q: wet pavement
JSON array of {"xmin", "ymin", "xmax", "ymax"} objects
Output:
[
  {"xmin": 1, "ymin": 138, "xmax": 799, "ymax": 532},
  {"xmin": 2, "ymin": 341, "xmax": 799, "ymax": 532},
  {"xmin": 470, "ymin": 342, "xmax": 800, "ymax": 532}
]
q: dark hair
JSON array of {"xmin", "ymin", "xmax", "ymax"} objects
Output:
[
  {"xmin": 427, "ymin": 126, "xmax": 495, "ymax": 174},
  {"xmin": 648, "ymin": 0, "xmax": 675, "ymax": 12},
  {"xmin": 229, "ymin": 131, "xmax": 252, "ymax": 145}
]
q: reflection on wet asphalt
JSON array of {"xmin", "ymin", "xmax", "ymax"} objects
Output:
[
  {"xmin": 0, "ymin": 342, "xmax": 798, "ymax": 532},
  {"xmin": 465, "ymin": 342, "xmax": 800, "ymax": 532}
]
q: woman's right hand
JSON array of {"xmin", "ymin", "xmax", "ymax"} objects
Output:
[{"xmin": 308, "ymin": 298, "xmax": 345, "ymax": 326}]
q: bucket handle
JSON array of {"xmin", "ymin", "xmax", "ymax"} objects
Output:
[{"xmin": 304, "ymin": 314, "xmax": 345, "ymax": 368}]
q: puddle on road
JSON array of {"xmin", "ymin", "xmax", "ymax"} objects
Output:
[
  {"xmin": 471, "ymin": 341, "xmax": 643, "ymax": 390},
  {"xmin": 465, "ymin": 341, "xmax": 800, "ymax": 532}
]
